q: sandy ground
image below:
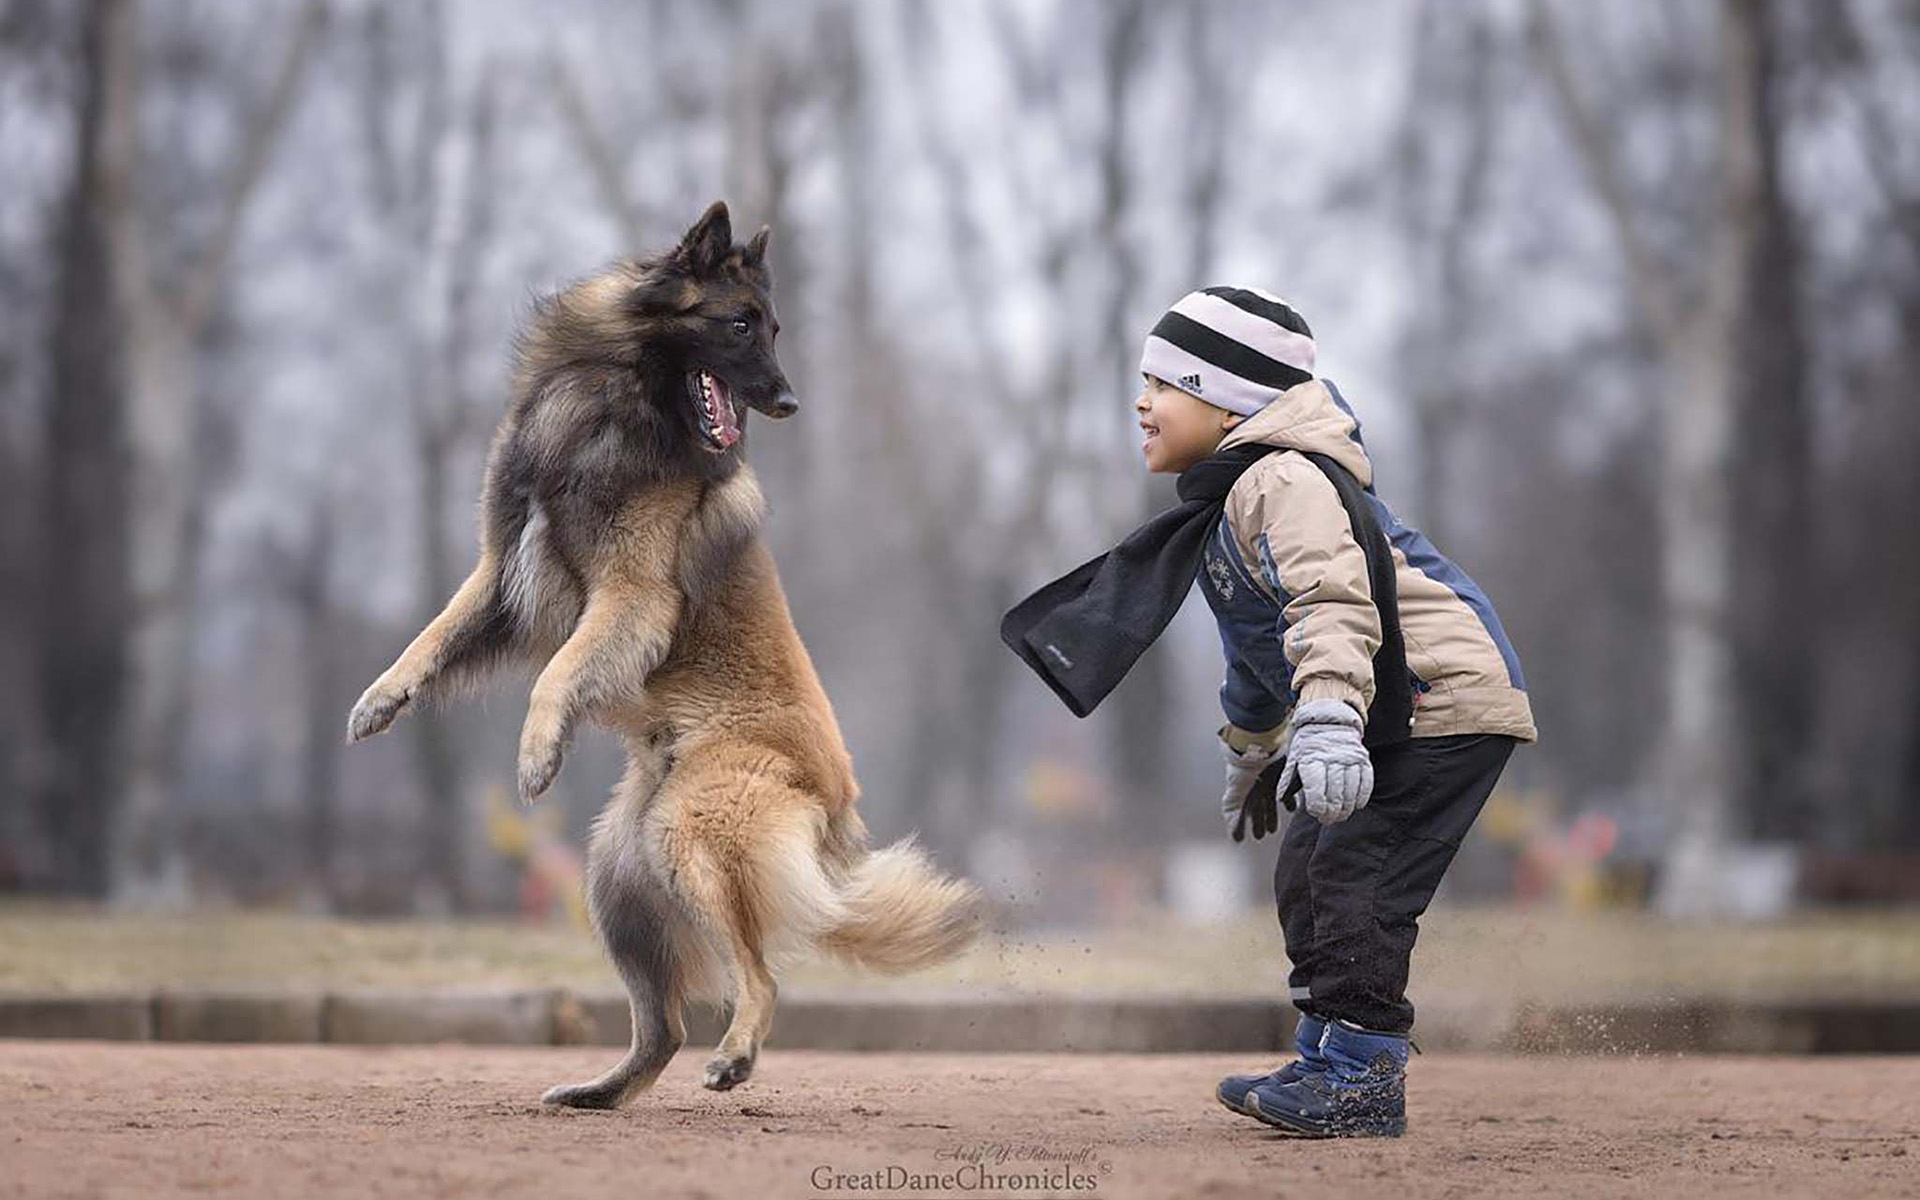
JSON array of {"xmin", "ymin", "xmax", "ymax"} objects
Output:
[{"xmin": 2, "ymin": 1043, "xmax": 1916, "ymax": 1200}]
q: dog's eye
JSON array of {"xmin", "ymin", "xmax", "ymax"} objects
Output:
[{"xmin": 731, "ymin": 317, "xmax": 752, "ymax": 337}]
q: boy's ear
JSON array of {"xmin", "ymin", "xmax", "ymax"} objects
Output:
[{"xmin": 1222, "ymin": 413, "xmax": 1246, "ymax": 430}]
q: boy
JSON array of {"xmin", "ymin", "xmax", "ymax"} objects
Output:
[{"xmin": 1006, "ymin": 286, "xmax": 1535, "ymax": 1138}]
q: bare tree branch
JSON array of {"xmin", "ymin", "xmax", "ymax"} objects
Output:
[
  {"xmin": 440, "ymin": 64, "xmax": 501, "ymax": 447},
  {"xmin": 1441, "ymin": 15, "xmax": 1499, "ymax": 305},
  {"xmin": 1526, "ymin": 0, "xmax": 1681, "ymax": 336},
  {"xmin": 1180, "ymin": 0, "xmax": 1234, "ymax": 283},
  {"xmin": 1828, "ymin": 0, "xmax": 1920, "ymax": 250},
  {"xmin": 408, "ymin": 0, "xmax": 448, "ymax": 243},
  {"xmin": 358, "ymin": 4, "xmax": 399, "ymax": 215},
  {"xmin": 547, "ymin": 48, "xmax": 645, "ymax": 249},
  {"xmin": 179, "ymin": 0, "xmax": 327, "ymax": 335},
  {"xmin": 896, "ymin": 3, "xmax": 1026, "ymax": 414}
]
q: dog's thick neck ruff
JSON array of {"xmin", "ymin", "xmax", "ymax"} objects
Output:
[
  {"xmin": 677, "ymin": 466, "xmax": 767, "ymax": 608},
  {"xmin": 618, "ymin": 356, "xmax": 748, "ymax": 486}
]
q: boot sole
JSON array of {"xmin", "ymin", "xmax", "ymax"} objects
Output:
[
  {"xmin": 1244, "ymin": 1092, "xmax": 1406, "ymax": 1139},
  {"xmin": 1215, "ymin": 1068, "xmax": 1312, "ymax": 1119},
  {"xmin": 1215, "ymin": 1086, "xmax": 1256, "ymax": 1118}
]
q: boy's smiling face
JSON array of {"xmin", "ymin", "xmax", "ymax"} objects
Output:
[{"xmin": 1136, "ymin": 374, "xmax": 1242, "ymax": 473}]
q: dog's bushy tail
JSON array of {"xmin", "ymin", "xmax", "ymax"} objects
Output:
[{"xmin": 821, "ymin": 839, "xmax": 982, "ymax": 973}]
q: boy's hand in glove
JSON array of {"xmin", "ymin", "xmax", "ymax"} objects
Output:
[
  {"xmin": 1278, "ymin": 699, "xmax": 1373, "ymax": 825},
  {"xmin": 1219, "ymin": 722, "xmax": 1288, "ymax": 842}
]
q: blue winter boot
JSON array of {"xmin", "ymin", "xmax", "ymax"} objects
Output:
[
  {"xmin": 1216, "ymin": 1012, "xmax": 1327, "ymax": 1117},
  {"xmin": 1244, "ymin": 1019, "xmax": 1408, "ymax": 1138}
]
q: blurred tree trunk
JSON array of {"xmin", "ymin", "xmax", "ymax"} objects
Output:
[
  {"xmin": 1819, "ymin": 0, "xmax": 1920, "ymax": 847},
  {"xmin": 1901, "ymin": 285, "xmax": 1920, "ymax": 849},
  {"xmin": 1727, "ymin": 0, "xmax": 1810, "ymax": 841},
  {"xmin": 1395, "ymin": 3, "xmax": 1498, "ymax": 550},
  {"xmin": 894, "ymin": 1, "xmax": 1079, "ymax": 863},
  {"xmin": 0, "ymin": 374, "xmax": 26, "ymax": 884},
  {"xmin": 1092, "ymin": 0, "xmax": 1167, "ymax": 845},
  {"xmin": 35, "ymin": 0, "xmax": 136, "ymax": 897},
  {"xmin": 360, "ymin": 2, "xmax": 501, "ymax": 911},
  {"xmin": 1178, "ymin": 0, "xmax": 1230, "ymax": 295},
  {"xmin": 1532, "ymin": 0, "xmax": 1797, "ymax": 910},
  {"xmin": 110, "ymin": 0, "xmax": 326, "ymax": 899},
  {"xmin": 409, "ymin": 424, "xmax": 467, "ymax": 910},
  {"xmin": 1854, "ymin": 19, "xmax": 1920, "ymax": 848},
  {"xmin": 289, "ymin": 508, "xmax": 341, "ymax": 903},
  {"xmin": 372, "ymin": 3, "xmax": 468, "ymax": 910}
]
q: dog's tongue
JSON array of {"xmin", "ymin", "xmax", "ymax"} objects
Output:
[{"xmin": 709, "ymin": 375, "xmax": 741, "ymax": 447}]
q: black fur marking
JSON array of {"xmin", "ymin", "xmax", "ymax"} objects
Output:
[{"xmin": 565, "ymin": 827, "xmax": 688, "ymax": 1100}]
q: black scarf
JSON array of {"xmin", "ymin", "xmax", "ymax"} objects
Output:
[
  {"xmin": 1000, "ymin": 444, "xmax": 1274, "ymax": 719},
  {"xmin": 1001, "ymin": 445, "xmax": 1414, "ymax": 746}
]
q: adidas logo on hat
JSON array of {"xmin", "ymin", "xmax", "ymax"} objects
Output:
[{"xmin": 1178, "ymin": 373, "xmax": 1203, "ymax": 394}]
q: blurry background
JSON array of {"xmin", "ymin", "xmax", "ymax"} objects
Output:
[{"xmin": 0, "ymin": 0, "xmax": 1916, "ymax": 992}]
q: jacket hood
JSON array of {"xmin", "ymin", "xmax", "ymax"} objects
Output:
[{"xmin": 1217, "ymin": 378, "xmax": 1372, "ymax": 488}]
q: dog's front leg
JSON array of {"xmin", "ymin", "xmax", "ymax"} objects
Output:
[
  {"xmin": 348, "ymin": 555, "xmax": 506, "ymax": 742},
  {"xmin": 517, "ymin": 581, "xmax": 680, "ymax": 803}
]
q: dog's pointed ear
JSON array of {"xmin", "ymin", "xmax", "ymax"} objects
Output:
[
  {"xmin": 745, "ymin": 225, "xmax": 772, "ymax": 266},
  {"xmin": 674, "ymin": 201, "xmax": 732, "ymax": 275}
]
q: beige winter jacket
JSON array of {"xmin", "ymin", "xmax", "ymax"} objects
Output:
[{"xmin": 1206, "ymin": 379, "xmax": 1537, "ymax": 743}]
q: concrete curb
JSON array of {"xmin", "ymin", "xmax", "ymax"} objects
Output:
[
  {"xmin": 3, "ymin": 991, "xmax": 1918, "ymax": 1053},
  {"xmin": 571, "ymin": 993, "xmax": 1288, "ymax": 1053},
  {"xmin": 155, "ymin": 991, "xmax": 323, "ymax": 1043},
  {"xmin": 0, "ymin": 993, "xmax": 153, "ymax": 1041},
  {"xmin": 322, "ymin": 991, "xmax": 559, "ymax": 1045},
  {"xmin": 1504, "ymin": 999, "xmax": 1920, "ymax": 1055}
]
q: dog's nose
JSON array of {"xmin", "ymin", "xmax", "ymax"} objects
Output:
[{"xmin": 767, "ymin": 390, "xmax": 799, "ymax": 419}]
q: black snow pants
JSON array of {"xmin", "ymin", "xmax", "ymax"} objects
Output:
[{"xmin": 1273, "ymin": 733, "xmax": 1516, "ymax": 1035}]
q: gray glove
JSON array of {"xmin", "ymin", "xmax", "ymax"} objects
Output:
[
  {"xmin": 1218, "ymin": 724, "xmax": 1287, "ymax": 841},
  {"xmin": 1278, "ymin": 699, "xmax": 1373, "ymax": 825}
]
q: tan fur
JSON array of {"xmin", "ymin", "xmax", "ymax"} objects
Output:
[{"xmin": 347, "ymin": 233, "xmax": 981, "ymax": 1107}]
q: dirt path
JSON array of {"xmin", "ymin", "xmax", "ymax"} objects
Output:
[{"xmin": 2, "ymin": 1043, "xmax": 1915, "ymax": 1199}]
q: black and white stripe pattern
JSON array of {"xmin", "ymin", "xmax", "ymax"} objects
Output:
[{"xmin": 1140, "ymin": 287, "xmax": 1315, "ymax": 415}]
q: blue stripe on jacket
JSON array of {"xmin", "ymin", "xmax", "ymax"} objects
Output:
[
  {"xmin": 1325, "ymin": 381, "xmax": 1368, "ymax": 451},
  {"xmin": 1362, "ymin": 494, "xmax": 1528, "ymax": 691},
  {"xmin": 1199, "ymin": 469, "xmax": 1528, "ymax": 736},
  {"xmin": 1201, "ymin": 516, "xmax": 1292, "ymax": 731}
]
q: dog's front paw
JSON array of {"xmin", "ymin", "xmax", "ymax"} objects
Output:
[
  {"xmin": 517, "ymin": 710, "xmax": 568, "ymax": 804},
  {"xmin": 347, "ymin": 678, "xmax": 411, "ymax": 743}
]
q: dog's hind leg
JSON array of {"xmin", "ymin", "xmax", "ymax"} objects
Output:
[
  {"xmin": 700, "ymin": 895, "xmax": 778, "ymax": 1092},
  {"xmin": 678, "ymin": 798, "xmax": 832, "ymax": 1092},
  {"xmin": 541, "ymin": 833, "xmax": 686, "ymax": 1109}
]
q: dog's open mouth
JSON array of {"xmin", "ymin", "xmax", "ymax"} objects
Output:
[{"xmin": 689, "ymin": 369, "xmax": 743, "ymax": 453}]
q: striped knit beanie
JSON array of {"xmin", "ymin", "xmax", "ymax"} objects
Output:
[{"xmin": 1139, "ymin": 286, "xmax": 1315, "ymax": 416}]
